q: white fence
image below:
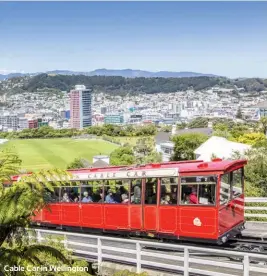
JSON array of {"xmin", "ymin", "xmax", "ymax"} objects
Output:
[
  {"xmin": 32, "ymin": 228, "xmax": 267, "ymax": 276},
  {"xmin": 245, "ymin": 197, "xmax": 267, "ymax": 219}
]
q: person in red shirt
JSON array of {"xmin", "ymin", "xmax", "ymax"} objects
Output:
[{"xmin": 189, "ymin": 187, "xmax": 198, "ymax": 204}]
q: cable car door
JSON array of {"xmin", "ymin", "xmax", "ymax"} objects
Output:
[{"xmin": 142, "ymin": 178, "xmax": 158, "ymax": 232}]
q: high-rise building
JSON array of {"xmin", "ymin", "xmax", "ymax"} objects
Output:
[
  {"xmin": 0, "ymin": 115, "xmax": 19, "ymax": 130},
  {"xmin": 70, "ymin": 85, "xmax": 92, "ymax": 129}
]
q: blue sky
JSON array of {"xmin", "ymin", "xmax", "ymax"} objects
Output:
[{"xmin": 0, "ymin": 1, "xmax": 266, "ymax": 78}]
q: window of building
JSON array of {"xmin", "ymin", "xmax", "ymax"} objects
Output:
[
  {"xmin": 220, "ymin": 173, "xmax": 231, "ymax": 205},
  {"xmin": 160, "ymin": 177, "xmax": 178, "ymax": 205},
  {"xmin": 130, "ymin": 179, "xmax": 142, "ymax": 204},
  {"xmin": 163, "ymin": 148, "xmax": 171, "ymax": 154},
  {"xmin": 145, "ymin": 178, "xmax": 158, "ymax": 205},
  {"xmin": 180, "ymin": 176, "xmax": 216, "ymax": 205}
]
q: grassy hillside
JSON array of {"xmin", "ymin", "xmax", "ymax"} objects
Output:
[{"xmin": 1, "ymin": 138, "xmax": 118, "ymax": 171}]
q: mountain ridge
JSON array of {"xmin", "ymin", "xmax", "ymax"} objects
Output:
[{"xmin": 0, "ymin": 68, "xmax": 219, "ymax": 81}]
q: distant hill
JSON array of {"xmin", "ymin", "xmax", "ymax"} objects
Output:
[
  {"xmin": 0, "ymin": 73, "xmax": 28, "ymax": 81},
  {"xmin": 1, "ymin": 72, "xmax": 266, "ymax": 96},
  {"xmin": 0, "ymin": 69, "xmax": 219, "ymax": 81},
  {"xmin": 47, "ymin": 69, "xmax": 219, "ymax": 78}
]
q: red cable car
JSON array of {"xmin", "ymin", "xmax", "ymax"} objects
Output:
[{"xmin": 13, "ymin": 159, "xmax": 247, "ymax": 245}]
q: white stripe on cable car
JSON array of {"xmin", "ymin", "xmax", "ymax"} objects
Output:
[{"xmin": 72, "ymin": 168, "xmax": 179, "ymax": 180}]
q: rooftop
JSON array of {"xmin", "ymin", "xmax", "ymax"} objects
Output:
[
  {"xmin": 250, "ymin": 101, "xmax": 267, "ymax": 108},
  {"xmin": 194, "ymin": 136, "xmax": 251, "ymax": 161}
]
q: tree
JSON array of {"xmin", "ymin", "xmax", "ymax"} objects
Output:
[
  {"xmin": 142, "ymin": 151, "xmax": 162, "ymax": 164},
  {"xmin": 229, "ymin": 124, "xmax": 250, "ymax": 139},
  {"xmin": 171, "ymin": 133, "xmax": 208, "ymax": 161},
  {"xmin": 232, "ymin": 148, "xmax": 267, "ymax": 196},
  {"xmin": 213, "ymin": 123, "xmax": 228, "ymax": 132},
  {"xmin": 67, "ymin": 158, "xmax": 90, "ymax": 169},
  {"xmin": 236, "ymin": 107, "xmax": 243, "ymax": 119},
  {"xmin": 25, "ymin": 234, "xmax": 92, "ymax": 276},
  {"xmin": 187, "ymin": 117, "xmax": 208, "ymax": 129},
  {"xmin": 110, "ymin": 146, "xmax": 135, "ymax": 166},
  {"xmin": 0, "ymin": 149, "xmax": 89, "ymax": 275},
  {"xmin": 236, "ymin": 132, "xmax": 266, "ymax": 146},
  {"xmin": 158, "ymin": 125, "xmax": 171, "ymax": 133},
  {"xmin": 134, "ymin": 138, "xmax": 157, "ymax": 164},
  {"xmin": 258, "ymin": 117, "xmax": 267, "ymax": 135},
  {"xmin": 212, "ymin": 130, "xmax": 232, "ymax": 139},
  {"xmin": 176, "ymin": 122, "xmax": 187, "ymax": 130}
]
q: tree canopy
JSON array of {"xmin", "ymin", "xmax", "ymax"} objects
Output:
[
  {"xmin": 0, "ymin": 149, "xmax": 91, "ymax": 275},
  {"xmin": 110, "ymin": 137, "xmax": 162, "ymax": 166},
  {"xmin": 110, "ymin": 146, "xmax": 135, "ymax": 166},
  {"xmin": 2, "ymin": 74, "xmax": 267, "ymax": 96},
  {"xmin": 0, "ymin": 124, "xmax": 157, "ymax": 140},
  {"xmin": 171, "ymin": 133, "xmax": 208, "ymax": 161}
]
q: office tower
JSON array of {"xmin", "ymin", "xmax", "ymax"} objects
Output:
[{"xmin": 70, "ymin": 85, "xmax": 92, "ymax": 129}]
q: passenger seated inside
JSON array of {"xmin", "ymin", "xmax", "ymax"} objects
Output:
[
  {"xmin": 105, "ymin": 189, "xmax": 118, "ymax": 203},
  {"xmin": 61, "ymin": 192, "xmax": 71, "ymax": 202},
  {"xmin": 145, "ymin": 180, "xmax": 157, "ymax": 204},
  {"xmin": 98, "ymin": 193, "xmax": 104, "ymax": 203},
  {"xmin": 183, "ymin": 194, "xmax": 190, "ymax": 204},
  {"xmin": 82, "ymin": 191, "xmax": 93, "ymax": 203},
  {"xmin": 189, "ymin": 187, "xmax": 198, "ymax": 204},
  {"xmin": 133, "ymin": 181, "xmax": 141, "ymax": 204},
  {"xmin": 92, "ymin": 188, "xmax": 102, "ymax": 202},
  {"xmin": 171, "ymin": 192, "xmax": 177, "ymax": 204},
  {"xmin": 121, "ymin": 193, "xmax": 129, "ymax": 203},
  {"xmin": 161, "ymin": 195, "xmax": 171, "ymax": 205},
  {"xmin": 114, "ymin": 187, "xmax": 122, "ymax": 203},
  {"xmin": 73, "ymin": 196, "xmax": 79, "ymax": 203}
]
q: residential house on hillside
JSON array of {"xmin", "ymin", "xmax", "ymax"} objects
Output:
[
  {"xmin": 250, "ymin": 100, "xmax": 267, "ymax": 119},
  {"xmin": 155, "ymin": 125, "xmax": 213, "ymax": 161},
  {"xmin": 194, "ymin": 136, "xmax": 251, "ymax": 161}
]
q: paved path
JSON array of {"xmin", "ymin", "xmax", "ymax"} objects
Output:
[{"xmin": 243, "ymin": 222, "xmax": 267, "ymax": 239}]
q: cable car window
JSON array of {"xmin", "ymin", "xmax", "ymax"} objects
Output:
[
  {"xmin": 130, "ymin": 179, "xmax": 142, "ymax": 204},
  {"xmin": 232, "ymin": 169, "xmax": 243, "ymax": 198},
  {"xmin": 103, "ymin": 180, "xmax": 129, "ymax": 204},
  {"xmin": 180, "ymin": 176, "xmax": 216, "ymax": 205},
  {"xmin": 61, "ymin": 187, "xmax": 80, "ymax": 203},
  {"xmin": 220, "ymin": 173, "xmax": 231, "ymax": 205},
  {"xmin": 145, "ymin": 178, "xmax": 158, "ymax": 205},
  {"xmin": 80, "ymin": 181, "xmax": 103, "ymax": 203},
  {"xmin": 105, "ymin": 180, "xmax": 130, "ymax": 204},
  {"xmin": 84, "ymin": 183, "xmax": 103, "ymax": 203},
  {"xmin": 44, "ymin": 187, "xmax": 60, "ymax": 203},
  {"xmin": 160, "ymin": 177, "xmax": 178, "ymax": 205},
  {"xmin": 103, "ymin": 180, "xmax": 117, "ymax": 203}
]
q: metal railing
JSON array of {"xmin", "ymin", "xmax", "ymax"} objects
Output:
[
  {"xmin": 245, "ymin": 197, "xmax": 267, "ymax": 219},
  {"xmin": 32, "ymin": 228, "xmax": 267, "ymax": 276}
]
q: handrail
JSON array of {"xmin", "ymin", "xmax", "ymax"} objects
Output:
[
  {"xmin": 31, "ymin": 228, "xmax": 267, "ymax": 276},
  {"xmin": 245, "ymin": 197, "xmax": 267, "ymax": 219}
]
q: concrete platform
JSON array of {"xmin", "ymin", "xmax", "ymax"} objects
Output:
[{"xmin": 243, "ymin": 222, "xmax": 267, "ymax": 239}]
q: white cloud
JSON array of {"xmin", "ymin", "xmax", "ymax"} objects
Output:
[{"xmin": 0, "ymin": 69, "xmax": 20, "ymax": 75}]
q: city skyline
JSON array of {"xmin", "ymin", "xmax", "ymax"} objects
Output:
[{"xmin": 0, "ymin": 2, "xmax": 266, "ymax": 78}]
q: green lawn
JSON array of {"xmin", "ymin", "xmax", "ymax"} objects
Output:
[{"xmin": 1, "ymin": 138, "xmax": 118, "ymax": 171}]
